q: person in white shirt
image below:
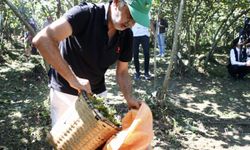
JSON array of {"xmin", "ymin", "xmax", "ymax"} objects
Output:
[
  {"xmin": 132, "ymin": 23, "xmax": 151, "ymax": 80},
  {"xmin": 227, "ymin": 38, "xmax": 250, "ymax": 79}
]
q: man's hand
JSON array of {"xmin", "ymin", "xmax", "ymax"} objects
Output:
[
  {"xmin": 126, "ymin": 97, "xmax": 141, "ymax": 109},
  {"xmin": 69, "ymin": 77, "xmax": 92, "ymax": 94}
]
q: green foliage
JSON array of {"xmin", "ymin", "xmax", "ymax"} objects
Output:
[
  {"xmin": 150, "ymin": 0, "xmax": 250, "ymax": 72},
  {"xmin": 89, "ymin": 94, "xmax": 121, "ymax": 126}
]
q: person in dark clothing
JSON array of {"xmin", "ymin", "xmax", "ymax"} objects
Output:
[
  {"xmin": 227, "ymin": 38, "xmax": 250, "ymax": 79},
  {"xmin": 32, "ymin": 0, "xmax": 152, "ymax": 126},
  {"xmin": 157, "ymin": 15, "xmax": 168, "ymax": 57},
  {"xmin": 132, "ymin": 23, "xmax": 151, "ymax": 80}
]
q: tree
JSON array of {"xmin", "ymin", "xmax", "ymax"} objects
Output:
[
  {"xmin": 157, "ymin": 0, "xmax": 185, "ymax": 101},
  {"xmin": 3, "ymin": 0, "xmax": 35, "ymax": 36}
]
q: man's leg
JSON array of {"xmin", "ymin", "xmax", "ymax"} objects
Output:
[
  {"xmin": 228, "ymin": 65, "xmax": 241, "ymax": 79},
  {"xmin": 141, "ymin": 36, "xmax": 150, "ymax": 77},
  {"xmin": 157, "ymin": 34, "xmax": 162, "ymax": 55},
  {"xmin": 160, "ymin": 33, "xmax": 166, "ymax": 56},
  {"xmin": 133, "ymin": 37, "xmax": 141, "ymax": 79},
  {"xmin": 238, "ymin": 66, "xmax": 250, "ymax": 79}
]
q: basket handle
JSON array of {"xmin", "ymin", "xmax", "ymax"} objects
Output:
[
  {"xmin": 78, "ymin": 91, "xmax": 103, "ymax": 119},
  {"xmin": 79, "ymin": 90, "xmax": 93, "ymax": 106},
  {"xmin": 80, "ymin": 90, "xmax": 89, "ymax": 101}
]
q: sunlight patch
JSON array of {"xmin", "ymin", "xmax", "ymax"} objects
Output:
[
  {"xmin": 0, "ymin": 67, "xmax": 11, "ymax": 73},
  {"xmin": 8, "ymin": 111, "xmax": 22, "ymax": 118},
  {"xmin": 135, "ymin": 89, "xmax": 146, "ymax": 94},
  {"xmin": 183, "ymin": 84, "xmax": 199, "ymax": 91},
  {"xmin": 24, "ymin": 99, "xmax": 31, "ymax": 104},
  {"xmin": 186, "ymin": 100, "xmax": 220, "ymax": 116},
  {"xmin": 21, "ymin": 138, "xmax": 29, "ymax": 144},
  {"xmin": 243, "ymin": 93, "xmax": 250, "ymax": 98},
  {"xmin": 179, "ymin": 93, "xmax": 195, "ymax": 100},
  {"xmin": 6, "ymin": 61, "xmax": 35, "ymax": 71},
  {"xmin": 218, "ymin": 110, "xmax": 240, "ymax": 119},
  {"xmin": 204, "ymin": 89, "xmax": 217, "ymax": 95},
  {"xmin": 107, "ymin": 93, "xmax": 125, "ymax": 104},
  {"xmin": 30, "ymin": 127, "xmax": 43, "ymax": 142}
]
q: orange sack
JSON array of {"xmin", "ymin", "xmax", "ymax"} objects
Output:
[{"xmin": 103, "ymin": 102, "xmax": 154, "ymax": 150}]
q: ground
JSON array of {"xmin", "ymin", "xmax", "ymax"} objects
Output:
[{"xmin": 0, "ymin": 49, "xmax": 250, "ymax": 149}]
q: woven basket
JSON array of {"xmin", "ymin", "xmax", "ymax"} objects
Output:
[{"xmin": 47, "ymin": 92, "xmax": 119, "ymax": 150}]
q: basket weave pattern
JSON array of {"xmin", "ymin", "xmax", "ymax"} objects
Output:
[{"xmin": 47, "ymin": 93, "xmax": 119, "ymax": 150}]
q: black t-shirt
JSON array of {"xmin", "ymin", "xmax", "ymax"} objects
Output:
[
  {"xmin": 49, "ymin": 2, "xmax": 133, "ymax": 95},
  {"xmin": 159, "ymin": 18, "xmax": 168, "ymax": 34}
]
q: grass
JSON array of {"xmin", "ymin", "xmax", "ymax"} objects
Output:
[{"xmin": 0, "ymin": 53, "xmax": 51, "ymax": 149}]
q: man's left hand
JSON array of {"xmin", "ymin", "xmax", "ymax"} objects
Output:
[{"xmin": 127, "ymin": 97, "xmax": 141, "ymax": 109}]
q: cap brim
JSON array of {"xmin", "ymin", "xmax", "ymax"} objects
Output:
[{"xmin": 128, "ymin": 5, "xmax": 150, "ymax": 27}]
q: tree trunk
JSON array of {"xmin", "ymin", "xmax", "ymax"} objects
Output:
[
  {"xmin": 157, "ymin": 0, "xmax": 185, "ymax": 100},
  {"xmin": 56, "ymin": 0, "xmax": 61, "ymax": 19},
  {"xmin": 3, "ymin": 0, "xmax": 35, "ymax": 36},
  {"xmin": 3, "ymin": 0, "xmax": 49, "ymax": 72},
  {"xmin": 0, "ymin": 5, "xmax": 4, "ymax": 54},
  {"xmin": 153, "ymin": 9, "xmax": 160, "ymax": 90}
]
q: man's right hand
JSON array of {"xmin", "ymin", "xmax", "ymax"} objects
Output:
[{"xmin": 69, "ymin": 77, "xmax": 92, "ymax": 94}]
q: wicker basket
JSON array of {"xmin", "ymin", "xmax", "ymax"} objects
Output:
[{"xmin": 47, "ymin": 92, "xmax": 120, "ymax": 150}]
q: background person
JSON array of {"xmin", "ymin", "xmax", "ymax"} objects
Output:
[
  {"xmin": 157, "ymin": 15, "xmax": 168, "ymax": 57},
  {"xmin": 227, "ymin": 38, "xmax": 250, "ymax": 79},
  {"xmin": 132, "ymin": 23, "xmax": 151, "ymax": 80},
  {"xmin": 32, "ymin": 0, "xmax": 152, "ymax": 126}
]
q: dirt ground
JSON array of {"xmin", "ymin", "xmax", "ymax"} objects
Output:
[
  {"xmin": 0, "ymin": 50, "xmax": 250, "ymax": 149},
  {"xmin": 105, "ymin": 56, "xmax": 250, "ymax": 150}
]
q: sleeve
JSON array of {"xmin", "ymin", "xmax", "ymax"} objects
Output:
[
  {"xmin": 63, "ymin": 3, "xmax": 90, "ymax": 36},
  {"xmin": 119, "ymin": 29, "xmax": 133, "ymax": 62}
]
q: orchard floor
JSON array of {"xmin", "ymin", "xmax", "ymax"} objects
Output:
[{"xmin": 0, "ymin": 50, "xmax": 250, "ymax": 149}]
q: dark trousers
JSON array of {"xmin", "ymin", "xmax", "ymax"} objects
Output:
[
  {"xmin": 228, "ymin": 65, "xmax": 250, "ymax": 79},
  {"xmin": 133, "ymin": 36, "xmax": 150, "ymax": 75}
]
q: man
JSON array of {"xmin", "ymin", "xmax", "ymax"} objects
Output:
[
  {"xmin": 32, "ymin": 0, "xmax": 152, "ymax": 126},
  {"xmin": 157, "ymin": 15, "xmax": 168, "ymax": 57},
  {"xmin": 132, "ymin": 23, "xmax": 151, "ymax": 80},
  {"xmin": 227, "ymin": 38, "xmax": 250, "ymax": 79}
]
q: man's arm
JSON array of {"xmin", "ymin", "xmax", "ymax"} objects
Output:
[
  {"xmin": 116, "ymin": 61, "xmax": 141, "ymax": 109},
  {"xmin": 32, "ymin": 17, "xmax": 91, "ymax": 93}
]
